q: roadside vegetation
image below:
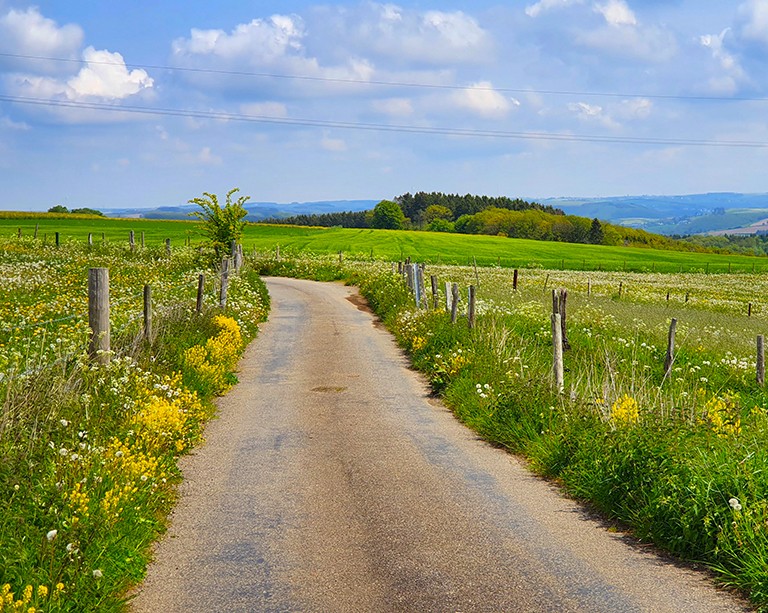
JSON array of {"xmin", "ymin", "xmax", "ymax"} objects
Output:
[
  {"xmin": 254, "ymin": 250, "xmax": 768, "ymax": 609},
  {"xmin": 0, "ymin": 238, "xmax": 268, "ymax": 611}
]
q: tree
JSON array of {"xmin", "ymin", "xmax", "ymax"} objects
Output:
[
  {"xmin": 422, "ymin": 204, "xmax": 453, "ymax": 225},
  {"xmin": 71, "ymin": 207, "xmax": 104, "ymax": 217},
  {"xmin": 370, "ymin": 200, "xmax": 407, "ymax": 230},
  {"xmin": 589, "ymin": 218, "xmax": 605, "ymax": 245},
  {"xmin": 189, "ymin": 188, "xmax": 250, "ymax": 257},
  {"xmin": 48, "ymin": 205, "xmax": 68, "ymax": 213}
]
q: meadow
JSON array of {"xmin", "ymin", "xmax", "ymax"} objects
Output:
[
  {"xmin": 1, "ymin": 214, "xmax": 766, "ymax": 273},
  {"xmin": 0, "ymin": 238, "xmax": 269, "ymax": 611},
  {"xmin": 254, "ymin": 251, "xmax": 768, "ymax": 609}
]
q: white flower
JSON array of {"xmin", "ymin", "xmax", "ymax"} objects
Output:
[
  {"xmin": 729, "ymin": 497, "xmax": 743, "ymax": 511},
  {"xmin": 92, "ymin": 569, "xmax": 103, "ymax": 578},
  {"xmin": 46, "ymin": 529, "xmax": 58, "ymax": 541},
  {"xmin": 60, "ymin": 419, "xmax": 69, "ymax": 427},
  {"xmin": 59, "ymin": 448, "xmax": 68, "ymax": 456},
  {"xmin": 66, "ymin": 542, "xmax": 76, "ymax": 553}
]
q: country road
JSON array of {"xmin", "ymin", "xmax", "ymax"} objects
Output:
[{"xmin": 131, "ymin": 277, "xmax": 751, "ymax": 612}]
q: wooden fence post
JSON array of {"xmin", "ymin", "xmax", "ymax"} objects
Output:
[
  {"xmin": 220, "ymin": 258, "xmax": 230, "ymax": 308},
  {"xmin": 552, "ymin": 311, "xmax": 564, "ymax": 393},
  {"xmin": 445, "ymin": 281, "xmax": 451, "ymax": 312},
  {"xmin": 55, "ymin": 232, "xmax": 60, "ymax": 247},
  {"xmin": 557, "ymin": 288, "xmax": 570, "ymax": 350},
  {"xmin": 749, "ymin": 302, "xmax": 753, "ymax": 317},
  {"xmin": 88, "ymin": 233, "xmax": 93, "ymax": 246},
  {"xmin": 143, "ymin": 284, "xmax": 152, "ymax": 342},
  {"xmin": 587, "ymin": 278, "xmax": 591, "ymax": 297},
  {"xmin": 664, "ymin": 318, "xmax": 677, "ymax": 377},
  {"xmin": 196, "ymin": 274, "xmax": 205, "ymax": 314},
  {"xmin": 165, "ymin": 238, "xmax": 171, "ymax": 257},
  {"xmin": 88, "ymin": 268, "xmax": 110, "ymax": 364},
  {"xmin": 34, "ymin": 224, "xmax": 38, "ymax": 239},
  {"xmin": 276, "ymin": 244, "xmax": 281, "ymax": 261},
  {"xmin": 416, "ymin": 265, "xmax": 426, "ymax": 308},
  {"xmin": 129, "ymin": 230, "xmax": 135, "ymax": 251},
  {"xmin": 468, "ymin": 285, "xmax": 476, "ymax": 329},
  {"xmin": 431, "ymin": 275, "xmax": 439, "ymax": 310},
  {"xmin": 450, "ymin": 283, "xmax": 459, "ymax": 324},
  {"xmin": 513, "ymin": 269, "xmax": 519, "ymax": 291},
  {"xmin": 758, "ymin": 335, "xmax": 765, "ymax": 386}
]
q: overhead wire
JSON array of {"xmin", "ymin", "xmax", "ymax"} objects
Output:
[{"xmin": 1, "ymin": 93, "xmax": 766, "ymax": 148}]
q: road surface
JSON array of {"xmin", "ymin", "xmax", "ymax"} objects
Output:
[{"xmin": 132, "ymin": 277, "xmax": 750, "ymax": 612}]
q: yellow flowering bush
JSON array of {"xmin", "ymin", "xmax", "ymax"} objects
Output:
[
  {"xmin": 0, "ymin": 582, "xmax": 63, "ymax": 612},
  {"xmin": 701, "ymin": 393, "xmax": 741, "ymax": 437},
  {"xmin": 183, "ymin": 315, "xmax": 243, "ymax": 395},
  {"xmin": 610, "ymin": 395, "xmax": 640, "ymax": 427}
]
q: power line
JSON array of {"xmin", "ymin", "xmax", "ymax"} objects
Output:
[
  {"xmin": 0, "ymin": 50, "xmax": 765, "ymax": 103},
  {"xmin": 1, "ymin": 93, "xmax": 766, "ymax": 148}
]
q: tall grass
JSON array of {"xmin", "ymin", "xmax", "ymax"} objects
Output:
[{"xmin": 0, "ymin": 242, "xmax": 269, "ymax": 611}]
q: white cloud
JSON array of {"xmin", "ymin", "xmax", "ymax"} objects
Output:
[
  {"xmin": 737, "ymin": 0, "xmax": 768, "ymax": 45},
  {"xmin": 67, "ymin": 48, "xmax": 153, "ymax": 99},
  {"xmin": 700, "ymin": 28, "xmax": 747, "ymax": 94},
  {"xmin": 594, "ymin": 0, "xmax": 636, "ymax": 27},
  {"xmin": 371, "ymin": 98, "xmax": 414, "ymax": 117},
  {"xmin": 0, "ymin": 115, "xmax": 29, "ymax": 130},
  {"xmin": 0, "ymin": 7, "xmax": 82, "ymax": 61},
  {"xmin": 342, "ymin": 4, "xmax": 493, "ymax": 66},
  {"xmin": 197, "ymin": 146, "xmax": 222, "ymax": 165},
  {"xmin": 173, "ymin": 15, "xmax": 304, "ymax": 62},
  {"xmin": 576, "ymin": 23, "xmax": 676, "ymax": 61},
  {"xmin": 617, "ymin": 98, "xmax": 652, "ymax": 120},
  {"xmin": 568, "ymin": 102, "xmax": 619, "ymax": 129},
  {"xmin": 525, "ymin": 0, "xmax": 585, "ymax": 18},
  {"xmin": 9, "ymin": 47, "xmax": 153, "ymax": 102},
  {"xmin": 453, "ymin": 82, "xmax": 516, "ymax": 119}
]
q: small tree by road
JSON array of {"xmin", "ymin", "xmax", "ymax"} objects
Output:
[{"xmin": 189, "ymin": 188, "xmax": 250, "ymax": 257}]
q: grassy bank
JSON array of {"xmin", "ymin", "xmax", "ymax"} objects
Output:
[
  {"xmin": 0, "ymin": 240, "xmax": 269, "ymax": 611},
  {"xmin": 254, "ymin": 251, "xmax": 768, "ymax": 609}
]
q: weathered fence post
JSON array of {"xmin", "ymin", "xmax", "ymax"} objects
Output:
[
  {"xmin": 55, "ymin": 232, "xmax": 60, "ymax": 247},
  {"xmin": 276, "ymin": 244, "xmax": 281, "ymax": 262},
  {"xmin": 88, "ymin": 268, "xmax": 110, "ymax": 364},
  {"xmin": 165, "ymin": 238, "xmax": 171, "ymax": 257},
  {"xmin": 34, "ymin": 224, "xmax": 39, "ymax": 239},
  {"xmin": 618, "ymin": 281, "xmax": 623, "ymax": 298},
  {"xmin": 196, "ymin": 274, "xmax": 205, "ymax": 314},
  {"xmin": 141, "ymin": 232, "xmax": 145, "ymax": 248},
  {"xmin": 444, "ymin": 281, "xmax": 451, "ymax": 312},
  {"xmin": 749, "ymin": 302, "xmax": 753, "ymax": 317},
  {"xmin": 338, "ymin": 250, "xmax": 343, "ymax": 264},
  {"xmin": 587, "ymin": 278, "xmax": 591, "ymax": 297},
  {"xmin": 416, "ymin": 265, "xmax": 426, "ymax": 308},
  {"xmin": 552, "ymin": 310, "xmax": 564, "ymax": 394},
  {"xmin": 513, "ymin": 269, "xmax": 519, "ymax": 291},
  {"xmin": 129, "ymin": 230, "xmax": 135, "ymax": 251},
  {"xmin": 220, "ymin": 258, "xmax": 230, "ymax": 308},
  {"xmin": 431, "ymin": 275, "xmax": 439, "ymax": 310},
  {"xmin": 88, "ymin": 233, "xmax": 93, "ymax": 246},
  {"xmin": 543, "ymin": 274, "xmax": 549, "ymax": 292},
  {"xmin": 450, "ymin": 283, "xmax": 460, "ymax": 324},
  {"xmin": 468, "ymin": 285, "xmax": 476, "ymax": 329},
  {"xmin": 664, "ymin": 318, "xmax": 677, "ymax": 377},
  {"xmin": 143, "ymin": 284, "xmax": 152, "ymax": 342},
  {"xmin": 758, "ymin": 335, "xmax": 765, "ymax": 386},
  {"xmin": 17, "ymin": 228, "xmax": 21, "ymax": 239},
  {"xmin": 555, "ymin": 288, "xmax": 570, "ymax": 350}
]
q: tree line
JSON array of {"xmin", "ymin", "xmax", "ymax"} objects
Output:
[{"xmin": 261, "ymin": 191, "xmax": 766, "ymax": 256}]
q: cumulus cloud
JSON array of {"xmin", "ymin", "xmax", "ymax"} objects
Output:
[
  {"xmin": 332, "ymin": 3, "xmax": 493, "ymax": 66},
  {"xmin": 700, "ymin": 28, "xmax": 748, "ymax": 94},
  {"xmin": 594, "ymin": 0, "xmax": 637, "ymax": 27},
  {"xmin": 525, "ymin": 0, "xmax": 585, "ymax": 18},
  {"xmin": 9, "ymin": 47, "xmax": 153, "ymax": 101},
  {"xmin": 567, "ymin": 102, "xmax": 620, "ymax": 129},
  {"xmin": 737, "ymin": 0, "xmax": 768, "ymax": 46},
  {"xmin": 0, "ymin": 7, "xmax": 83, "ymax": 64},
  {"xmin": 453, "ymin": 82, "xmax": 518, "ymax": 119}
]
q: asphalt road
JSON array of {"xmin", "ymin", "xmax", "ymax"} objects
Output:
[{"xmin": 132, "ymin": 277, "xmax": 751, "ymax": 612}]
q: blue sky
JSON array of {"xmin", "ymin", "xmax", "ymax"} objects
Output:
[{"xmin": 1, "ymin": 1, "xmax": 768, "ymax": 210}]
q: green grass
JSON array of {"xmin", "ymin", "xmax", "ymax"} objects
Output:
[{"xmin": 1, "ymin": 216, "xmax": 766, "ymax": 273}]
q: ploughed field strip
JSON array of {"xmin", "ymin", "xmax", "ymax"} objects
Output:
[{"xmin": 132, "ymin": 278, "xmax": 750, "ymax": 612}]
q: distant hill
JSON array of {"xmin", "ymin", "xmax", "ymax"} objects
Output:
[
  {"xmin": 104, "ymin": 200, "xmax": 378, "ymax": 222},
  {"xmin": 543, "ymin": 193, "xmax": 768, "ymax": 235}
]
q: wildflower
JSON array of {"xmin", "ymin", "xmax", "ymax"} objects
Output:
[
  {"xmin": 55, "ymin": 583, "xmax": 64, "ymax": 593},
  {"xmin": 37, "ymin": 585, "xmax": 48, "ymax": 598},
  {"xmin": 92, "ymin": 569, "xmax": 103, "ymax": 579},
  {"xmin": 46, "ymin": 529, "xmax": 57, "ymax": 541},
  {"xmin": 60, "ymin": 419, "xmax": 69, "ymax": 427},
  {"xmin": 729, "ymin": 497, "xmax": 743, "ymax": 511},
  {"xmin": 611, "ymin": 395, "xmax": 639, "ymax": 426},
  {"xmin": 58, "ymin": 448, "xmax": 68, "ymax": 456}
]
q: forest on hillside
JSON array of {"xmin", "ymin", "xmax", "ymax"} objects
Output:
[{"xmin": 261, "ymin": 191, "xmax": 768, "ymax": 257}]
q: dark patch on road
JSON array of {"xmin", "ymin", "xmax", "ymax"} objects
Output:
[{"xmin": 311, "ymin": 386, "xmax": 347, "ymax": 393}]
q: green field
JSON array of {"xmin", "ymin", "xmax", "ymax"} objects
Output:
[{"xmin": 1, "ymin": 216, "xmax": 765, "ymax": 273}]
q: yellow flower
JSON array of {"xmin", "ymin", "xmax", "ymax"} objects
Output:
[
  {"xmin": 36, "ymin": 586, "xmax": 48, "ymax": 599},
  {"xmin": 611, "ymin": 395, "xmax": 639, "ymax": 426}
]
